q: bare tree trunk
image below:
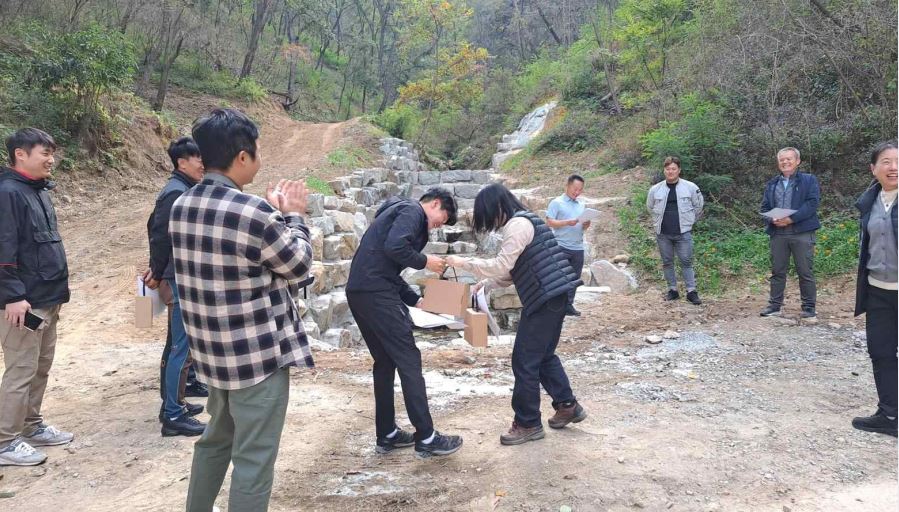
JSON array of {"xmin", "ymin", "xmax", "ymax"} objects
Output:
[
  {"xmin": 534, "ymin": 3, "xmax": 563, "ymax": 45},
  {"xmin": 240, "ymin": 0, "xmax": 274, "ymax": 79},
  {"xmin": 154, "ymin": 35, "xmax": 184, "ymax": 111}
]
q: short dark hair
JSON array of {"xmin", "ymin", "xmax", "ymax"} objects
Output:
[
  {"xmin": 167, "ymin": 136, "xmax": 201, "ymax": 171},
  {"xmin": 420, "ymin": 187, "xmax": 457, "ymax": 226},
  {"xmin": 473, "ymin": 183, "xmax": 527, "ymax": 233},
  {"xmin": 663, "ymin": 156, "xmax": 681, "ymax": 168},
  {"xmin": 567, "ymin": 174, "xmax": 584, "ymax": 185},
  {"xmin": 870, "ymin": 141, "xmax": 898, "ymax": 165},
  {"xmin": 6, "ymin": 128, "xmax": 56, "ymax": 165},
  {"xmin": 191, "ymin": 108, "xmax": 258, "ymax": 171}
]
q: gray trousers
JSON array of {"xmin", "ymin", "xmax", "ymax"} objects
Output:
[
  {"xmin": 559, "ymin": 248, "xmax": 585, "ymax": 306},
  {"xmin": 186, "ymin": 367, "xmax": 290, "ymax": 512},
  {"xmin": 656, "ymin": 232, "xmax": 696, "ymax": 291},
  {"xmin": 768, "ymin": 231, "xmax": 817, "ymax": 309}
]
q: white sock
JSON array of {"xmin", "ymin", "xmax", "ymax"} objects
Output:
[
  {"xmin": 386, "ymin": 428, "xmax": 399, "ymax": 439},
  {"xmin": 421, "ymin": 432, "xmax": 436, "ymax": 444}
]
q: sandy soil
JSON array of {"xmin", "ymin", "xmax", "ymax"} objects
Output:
[{"xmin": 0, "ymin": 102, "xmax": 895, "ymax": 512}]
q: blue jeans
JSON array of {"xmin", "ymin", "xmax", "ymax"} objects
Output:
[
  {"xmin": 163, "ymin": 279, "xmax": 190, "ymax": 419},
  {"xmin": 656, "ymin": 232, "xmax": 697, "ymax": 291}
]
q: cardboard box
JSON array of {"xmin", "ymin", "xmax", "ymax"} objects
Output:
[
  {"xmin": 135, "ymin": 295, "xmax": 153, "ymax": 328},
  {"xmin": 420, "ymin": 279, "xmax": 470, "ymax": 317},
  {"xmin": 464, "ymin": 308, "xmax": 488, "ymax": 347}
]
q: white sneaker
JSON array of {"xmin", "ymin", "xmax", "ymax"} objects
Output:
[
  {"xmin": 0, "ymin": 439, "xmax": 47, "ymax": 466},
  {"xmin": 22, "ymin": 424, "xmax": 74, "ymax": 447}
]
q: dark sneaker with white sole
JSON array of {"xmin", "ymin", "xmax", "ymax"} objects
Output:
[
  {"xmin": 0, "ymin": 439, "xmax": 47, "ymax": 466},
  {"xmin": 22, "ymin": 424, "xmax": 74, "ymax": 447},
  {"xmin": 500, "ymin": 422, "xmax": 545, "ymax": 445},
  {"xmin": 760, "ymin": 305, "xmax": 782, "ymax": 317},
  {"xmin": 185, "ymin": 381, "xmax": 209, "ymax": 398},
  {"xmin": 800, "ymin": 308, "xmax": 817, "ymax": 320},
  {"xmin": 376, "ymin": 429, "xmax": 415, "ymax": 453},
  {"xmin": 414, "ymin": 431, "xmax": 463, "ymax": 458},
  {"xmin": 161, "ymin": 413, "xmax": 206, "ymax": 437},
  {"xmin": 852, "ymin": 411, "xmax": 898, "ymax": 437},
  {"xmin": 158, "ymin": 401, "xmax": 204, "ymax": 422},
  {"xmin": 664, "ymin": 289, "xmax": 680, "ymax": 301}
]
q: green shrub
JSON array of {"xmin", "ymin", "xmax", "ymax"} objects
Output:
[
  {"xmin": 372, "ymin": 104, "xmax": 420, "ymax": 139},
  {"xmin": 168, "ymin": 54, "xmax": 266, "ymax": 101},
  {"xmin": 306, "ymin": 176, "xmax": 334, "ymax": 196},
  {"xmin": 534, "ymin": 110, "xmax": 605, "ymax": 153}
]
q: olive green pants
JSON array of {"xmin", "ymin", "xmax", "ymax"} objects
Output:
[{"xmin": 185, "ymin": 367, "xmax": 289, "ymax": 512}]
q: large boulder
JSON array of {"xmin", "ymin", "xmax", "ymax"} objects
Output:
[
  {"xmin": 402, "ymin": 267, "xmax": 440, "ymax": 287},
  {"xmin": 309, "ymin": 227, "xmax": 324, "ymax": 262},
  {"xmin": 308, "ymin": 262, "xmax": 332, "ymax": 294},
  {"xmin": 353, "ymin": 212, "xmax": 368, "ymax": 238},
  {"xmin": 590, "ymin": 260, "xmax": 638, "ymax": 293},
  {"xmin": 330, "ymin": 291, "xmax": 352, "ymax": 327},
  {"xmin": 305, "ymin": 193, "xmax": 325, "ymax": 217},
  {"xmin": 424, "ymin": 242, "xmax": 449, "ymax": 254},
  {"xmin": 328, "ymin": 178, "xmax": 349, "ymax": 196},
  {"xmin": 302, "ymin": 320, "xmax": 321, "ymax": 341},
  {"xmin": 309, "ymin": 294, "xmax": 333, "ymax": 332},
  {"xmin": 361, "ymin": 168, "xmax": 385, "ymax": 186},
  {"xmin": 323, "ymin": 233, "xmax": 358, "ymax": 261},
  {"xmin": 324, "ymin": 210, "xmax": 356, "ymax": 233},
  {"xmin": 324, "ymin": 260, "xmax": 351, "ymax": 287},
  {"xmin": 309, "ymin": 216, "xmax": 335, "ymax": 236},
  {"xmin": 449, "ymin": 241, "xmax": 478, "ymax": 254},
  {"xmin": 454, "ymin": 183, "xmax": 483, "ymax": 199},
  {"xmin": 491, "ymin": 286, "xmax": 523, "ymax": 310},
  {"xmin": 440, "ymin": 170, "xmax": 471, "ymax": 183},
  {"xmin": 417, "ymin": 171, "xmax": 441, "ymax": 185},
  {"xmin": 470, "ymin": 171, "xmax": 492, "ymax": 184}
]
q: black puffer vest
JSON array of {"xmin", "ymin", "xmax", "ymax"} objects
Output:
[{"xmin": 509, "ymin": 211, "xmax": 582, "ymax": 316}]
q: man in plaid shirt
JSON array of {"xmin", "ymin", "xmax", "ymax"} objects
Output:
[{"xmin": 170, "ymin": 109, "xmax": 313, "ymax": 512}]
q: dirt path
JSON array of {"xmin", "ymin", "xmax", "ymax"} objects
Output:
[{"xmin": 0, "ymin": 109, "xmax": 896, "ymax": 511}]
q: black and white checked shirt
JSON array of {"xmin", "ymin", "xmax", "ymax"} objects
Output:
[{"xmin": 170, "ymin": 173, "xmax": 314, "ymax": 390}]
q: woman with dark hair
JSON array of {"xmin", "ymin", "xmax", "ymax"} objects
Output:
[
  {"xmin": 446, "ymin": 184, "xmax": 587, "ymax": 445},
  {"xmin": 852, "ymin": 141, "xmax": 898, "ymax": 437}
]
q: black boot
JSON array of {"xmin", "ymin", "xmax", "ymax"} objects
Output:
[{"xmin": 852, "ymin": 411, "xmax": 897, "ymax": 436}]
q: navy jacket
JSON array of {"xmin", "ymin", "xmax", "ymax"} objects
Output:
[
  {"xmin": 0, "ymin": 167, "xmax": 70, "ymax": 309},
  {"xmin": 147, "ymin": 170, "xmax": 196, "ymax": 281},
  {"xmin": 346, "ymin": 196, "xmax": 428, "ymax": 306},
  {"xmin": 760, "ymin": 171, "xmax": 821, "ymax": 235},
  {"xmin": 854, "ymin": 182, "xmax": 897, "ymax": 316}
]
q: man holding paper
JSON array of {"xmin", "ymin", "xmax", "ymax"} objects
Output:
[
  {"xmin": 346, "ymin": 188, "xmax": 463, "ymax": 459},
  {"xmin": 545, "ymin": 175, "xmax": 590, "ymax": 316},
  {"xmin": 759, "ymin": 147, "xmax": 820, "ymax": 319}
]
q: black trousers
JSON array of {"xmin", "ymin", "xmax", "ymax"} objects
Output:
[
  {"xmin": 865, "ymin": 285, "xmax": 898, "ymax": 417},
  {"xmin": 560, "ymin": 248, "xmax": 585, "ymax": 306},
  {"xmin": 347, "ymin": 290, "xmax": 434, "ymax": 440},
  {"xmin": 512, "ymin": 293, "xmax": 576, "ymax": 427}
]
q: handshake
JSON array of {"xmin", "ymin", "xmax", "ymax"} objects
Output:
[{"xmin": 425, "ymin": 255, "xmax": 466, "ymax": 274}]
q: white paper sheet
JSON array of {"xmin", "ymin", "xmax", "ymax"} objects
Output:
[
  {"xmin": 136, "ymin": 276, "xmax": 166, "ymax": 316},
  {"xmin": 761, "ymin": 208, "xmax": 797, "ymax": 220},
  {"xmin": 577, "ymin": 208, "xmax": 601, "ymax": 223},
  {"xmin": 475, "ymin": 288, "xmax": 501, "ymax": 336},
  {"xmin": 408, "ymin": 307, "xmax": 465, "ymax": 329}
]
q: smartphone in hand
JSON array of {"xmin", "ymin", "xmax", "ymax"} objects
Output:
[{"xmin": 23, "ymin": 311, "xmax": 45, "ymax": 331}]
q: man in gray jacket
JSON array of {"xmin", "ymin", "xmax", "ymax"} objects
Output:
[{"xmin": 646, "ymin": 156, "xmax": 704, "ymax": 305}]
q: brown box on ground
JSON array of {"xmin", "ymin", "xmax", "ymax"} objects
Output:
[
  {"xmin": 135, "ymin": 296, "xmax": 153, "ymax": 328},
  {"xmin": 464, "ymin": 308, "xmax": 488, "ymax": 347},
  {"xmin": 420, "ymin": 279, "xmax": 470, "ymax": 317}
]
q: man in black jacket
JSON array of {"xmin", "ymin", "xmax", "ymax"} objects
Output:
[
  {"xmin": 143, "ymin": 137, "xmax": 207, "ymax": 437},
  {"xmin": 346, "ymin": 189, "xmax": 464, "ymax": 458},
  {"xmin": 0, "ymin": 128, "xmax": 73, "ymax": 466}
]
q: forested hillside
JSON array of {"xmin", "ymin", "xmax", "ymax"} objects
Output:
[{"xmin": 0, "ymin": 1, "xmax": 895, "ymax": 282}]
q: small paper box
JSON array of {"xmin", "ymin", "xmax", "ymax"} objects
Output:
[
  {"xmin": 135, "ymin": 295, "xmax": 153, "ymax": 328},
  {"xmin": 463, "ymin": 308, "xmax": 488, "ymax": 347},
  {"xmin": 420, "ymin": 279, "xmax": 470, "ymax": 318}
]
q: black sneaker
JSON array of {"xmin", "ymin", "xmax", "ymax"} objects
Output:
[
  {"xmin": 184, "ymin": 401, "xmax": 204, "ymax": 416},
  {"xmin": 375, "ymin": 429, "xmax": 415, "ymax": 454},
  {"xmin": 760, "ymin": 305, "xmax": 782, "ymax": 317},
  {"xmin": 665, "ymin": 290, "xmax": 680, "ymax": 301},
  {"xmin": 414, "ymin": 431, "xmax": 463, "ymax": 459},
  {"xmin": 185, "ymin": 381, "xmax": 209, "ymax": 398},
  {"xmin": 800, "ymin": 308, "xmax": 817, "ymax": 320},
  {"xmin": 564, "ymin": 305, "xmax": 582, "ymax": 317},
  {"xmin": 852, "ymin": 411, "xmax": 898, "ymax": 437},
  {"xmin": 686, "ymin": 290, "xmax": 702, "ymax": 305},
  {"xmin": 161, "ymin": 413, "xmax": 206, "ymax": 437}
]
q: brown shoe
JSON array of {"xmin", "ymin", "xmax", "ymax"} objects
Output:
[
  {"xmin": 499, "ymin": 422, "xmax": 545, "ymax": 445},
  {"xmin": 548, "ymin": 402, "xmax": 587, "ymax": 429}
]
